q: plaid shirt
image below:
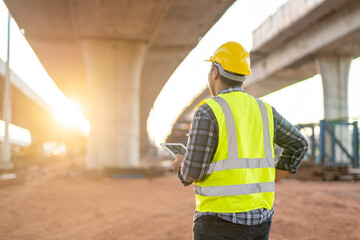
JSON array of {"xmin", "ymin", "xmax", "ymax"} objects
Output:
[{"xmin": 178, "ymin": 86, "xmax": 308, "ymax": 225}]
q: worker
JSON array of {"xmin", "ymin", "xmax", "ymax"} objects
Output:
[{"xmin": 172, "ymin": 41, "xmax": 308, "ymax": 240}]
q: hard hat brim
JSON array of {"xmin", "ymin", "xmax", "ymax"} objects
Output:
[{"xmin": 212, "ymin": 62, "xmax": 245, "ymax": 82}]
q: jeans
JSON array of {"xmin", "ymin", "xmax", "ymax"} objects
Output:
[{"xmin": 193, "ymin": 215, "xmax": 272, "ymax": 240}]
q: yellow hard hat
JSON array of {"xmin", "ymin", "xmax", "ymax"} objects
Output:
[{"xmin": 206, "ymin": 41, "xmax": 251, "ymax": 76}]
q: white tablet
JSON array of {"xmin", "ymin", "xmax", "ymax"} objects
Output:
[{"xmin": 160, "ymin": 143, "xmax": 187, "ymax": 159}]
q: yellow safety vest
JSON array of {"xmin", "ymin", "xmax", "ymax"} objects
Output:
[{"xmin": 194, "ymin": 91, "xmax": 275, "ymax": 213}]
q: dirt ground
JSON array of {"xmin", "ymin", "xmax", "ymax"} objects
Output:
[{"xmin": 0, "ymin": 156, "xmax": 359, "ymax": 240}]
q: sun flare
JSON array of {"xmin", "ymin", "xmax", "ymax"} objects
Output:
[{"xmin": 53, "ymin": 100, "xmax": 90, "ymax": 136}]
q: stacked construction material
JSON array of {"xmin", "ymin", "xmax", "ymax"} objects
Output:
[
  {"xmin": 287, "ymin": 161, "xmax": 360, "ymax": 181},
  {"xmin": 321, "ymin": 165, "xmax": 360, "ymax": 181}
]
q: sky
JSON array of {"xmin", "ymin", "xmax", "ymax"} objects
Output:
[
  {"xmin": 147, "ymin": 0, "xmax": 360, "ymax": 145},
  {"xmin": 0, "ymin": 0, "xmax": 359, "ymax": 146}
]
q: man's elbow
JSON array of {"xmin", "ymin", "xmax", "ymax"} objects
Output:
[
  {"xmin": 301, "ymin": 137, "xmax": 309, "ymax": 156},
  {"xmin": 182, "ymin": 174, "xmax": 201, "ymax": 184},
  {"xmin": 180, "ymin": 165, "xmax": 204, "ymax": 184}
]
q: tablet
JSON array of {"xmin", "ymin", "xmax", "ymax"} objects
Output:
[{"xmin": 160, "ymin": 143, "xmax": 187, "ymax": 159}]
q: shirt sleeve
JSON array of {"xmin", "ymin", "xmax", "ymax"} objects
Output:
[
  {"xmin": 178, "ymin": 104, "xmax": 218, "ymax": 186},
  {"xmin": 272, "ymin": 107, "xmax": 309, "ymax": 174}
]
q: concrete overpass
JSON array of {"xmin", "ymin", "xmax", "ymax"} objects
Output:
[
  {"xmin": 169, "ymin": 0, "xmax": 360, "ymax": 163},
  {"xmin": 2, "ymin": 0, "xmax": 235, "ymax": 169},
  {"xmin": 0, "ymin": 58, "xmax": 87, "ymax": 155}
]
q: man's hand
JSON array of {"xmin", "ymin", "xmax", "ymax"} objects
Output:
[
  {"xmin": 275, "ymin": 169, "xmax": 290, "ymax": 183},
  {"xmin": 172, "ymin": 154, "xmax": 184, "ymax": 172}
]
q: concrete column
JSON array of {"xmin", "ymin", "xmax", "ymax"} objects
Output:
[
  {"xmin": 81, "ymin": 40, "xmax": 147, "ymax": 170},
  {"xmin": 0, "ymin": 13, "xmax": 13, "ymax": 170},
  {"xmin": 317, "ymin": 55, "xmax": 352, "ymax": 164}
]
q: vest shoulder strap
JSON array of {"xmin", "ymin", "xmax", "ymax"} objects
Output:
[{"xmin": 196, "ymin": 100, "xmax": 207, "ymax": 111}]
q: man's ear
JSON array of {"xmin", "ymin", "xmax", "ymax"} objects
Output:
[{"xmin": 213, "ymin": 66, "xmax": 220, "ymax": 80}]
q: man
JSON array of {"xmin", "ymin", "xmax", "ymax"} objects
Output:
[{"xmin": 172, "ymin": 41, "xmax": 308, "ymax": 240}]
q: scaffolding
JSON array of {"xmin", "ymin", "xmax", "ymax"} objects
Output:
[{"xmin": 296, "ymin": 120, "xmax": 359, "ymax": 168}]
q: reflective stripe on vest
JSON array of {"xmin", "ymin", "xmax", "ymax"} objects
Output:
[
  {"xmin": 194, "ymin": 96, "xmax": 275, "ymax": 197},
  {"xmin": 194, "ymin": 182, "xmax": 274, "ymax": 196}
]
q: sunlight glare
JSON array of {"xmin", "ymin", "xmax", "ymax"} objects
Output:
[
  {"xmin": 0, "ymin": 1, "xmax": 91, "ymax": 138},
  {"xmin": 53, "ymin": 99, "xmax": 90, "ymax": 136},
  {"xmin": 0, "ymin": 121, "xmax": 31, "ymax": 147}
]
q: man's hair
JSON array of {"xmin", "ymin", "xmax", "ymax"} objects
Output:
[{"xmin": 212, "ymin": 63, "xmax": 244, "ymax": 87}]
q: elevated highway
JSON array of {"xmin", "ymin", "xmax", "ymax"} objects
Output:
[
  {"xmin": 169, "ymin": 0, "xmax": 360, "ymax": 164},
  {"xmin": 0, "ymin": 58, "xmax": 87, "ymax": 152},
  {"xmin": 3, "ymin": 0, "xmax": 235, "ymax": 169}
]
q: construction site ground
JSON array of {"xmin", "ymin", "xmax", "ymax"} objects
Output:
[{"xmin": 0, "ymin": 156, "xmax": 359, "ymax": 240}]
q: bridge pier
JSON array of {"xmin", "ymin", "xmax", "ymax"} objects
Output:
[
  {"xmin": 316, "ymin": 55, "xmax": 352, "ymax": 164},
  {"xmin": 81, "ymin": 40, "xmax": 147, "ymax": 170}
]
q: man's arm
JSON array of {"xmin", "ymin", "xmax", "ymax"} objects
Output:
[
  {"xmin": 273, "ymin": 107, "xmax": 308, "ymax": 181},
  {"xmin": 275, "ymin": 169, "xmax": 290, "ymax": 183},
  {"xmin": 177, "ymin": 104, "xmax": 218, "ymax": 186}
]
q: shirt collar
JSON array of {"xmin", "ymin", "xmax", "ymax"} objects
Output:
[{"xmin": 216, "ymin": 86, "xmax": 244, "ymax": 96}]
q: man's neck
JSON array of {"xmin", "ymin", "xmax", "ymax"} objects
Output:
[{"xmin": 215, "ymin": 84, "xmax": 231, "ymax": 96}]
